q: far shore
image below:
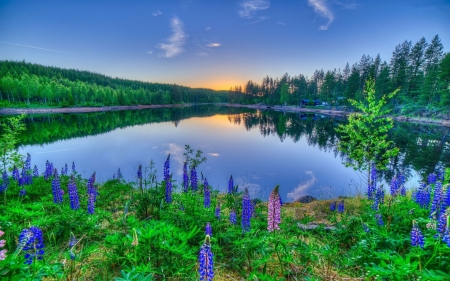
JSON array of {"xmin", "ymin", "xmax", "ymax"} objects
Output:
[{"xmin": 1, "ymin": 103, "xmax": 449, "ymax": 127}]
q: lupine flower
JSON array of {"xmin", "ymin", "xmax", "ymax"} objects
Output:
[
  {"xmin": 416, "ymin": 182, "xmax": 431, "ymax": 209},
  {"xmin": 377, "ymin": 186, "xmax": 385, "ymax": 205},
  {"xmin": 230, "ymin": 210, "xmax": 236, "ymax": 225},
  {"xmin": 24, "ymin": 153, "xmax": 31, "ymax": 171},
  {"xmin": 376, "ymin": 213, "xmax": 384, "ymax": 226},
  {"xmin": 0, "ymin": 229, "xmax": 7, "ymax": 261},
  {"xmin": 137, "ymin": 164, "xmax": 142, "ymax": 179},
  {"xmin": 205, "ymin": 222, "xmax": 212, "ymax": 236},
  {"xmin": 19, "ymin": 188, "xmax": 26, "ymax": 197},
  {"xmin": 242, "ymin": 188, "xmax": 251, "ymax": 232},
  {"xmin": 430, "ymin": 181, "xmax": 443, "ymax": 219},
  {"xmin": 61, "ymin": 167, "xmax": 65, "ymax": 176},
  {"xmin": 117, "ymin": 168, "xmax": 122, "ymax": 180},
  {"xmin": 368, "ymin": 163, "xmax": 377, "ymax": 199},
  {"xmin": 204, "ymin": 178, "xmax": 210, "ymax": 208},
  {"xmin": 338, "ymin": 200, "xmax": 345, "ymax": 213},
  {"xmin": 72, "ymin": 161, "xmax": 76, "ymax": 174},
  {"xmin": 411, "ymin": 223, "xmax": 425, "ymax": 248},
  {"xmin": 2, "ymin": 170, "xmax": 9, "ymax": 187},
  {"xmin": 44, "ymin": 161, "xmax": 52, "ymax": 180},
  {"xmin": 0, "ymin": 184, "xmax": 5, "ymax": 193},
  {"xmin": 215, "ymin": 204, "xmax": 221, "ymax": 219},
  {"xmin": 64, "ymin": 163, "xmax": 68, "ymax": 175},
  {"xmin": 436, "ymin": 212, "xmax": 447, "ymax": 237},
  {"xmin": 428, "ymin": 173, "xmax": 437, "ymax": 185},
  {"xmin": 87, "ymin": 192, "xmax": 95, "ymax": 214},
  {"xmin": 443, "ymin": 229, "xmax": 450, "ymax": 247},
  {"xmin": 165, "ymin": 175, "xmax": 172, "ymax": 204},
  {"xmin": 33, "ymin": 165, "xmax": 38, "ymax": 177},
  {"xmin": 330, "ymin": 201, "xmax": 337, "ymax": 211},
  {"xmin": 268, "ymin": 185, "xmax": 281, "ymax": 232},
  {"xmin": 228, "ymin": 175, "xmax": 234, "ymax": 194},
  {"xmin": 198, "ymin": 235, "xmax": 214, "ymax": 281},
  {"xmin": 164, "ymin": 154, "xmax": 170, "ymax": 181},
  {"xmin": 190, "ymin": 167, "xmax": 198, "ymax": 191},
  {"xmin": 52, "ymin": 169, "xmax": 63, "ymax": 204},
  {"xmin": 18, "ymin": 227, "xmax": 45, "ymax": 264},
  {"xmin": 87, "ymin": 172, "xmax": 96, "ymax": 200},
  {"xmin": 390, "ymin": 175, "xmax": 400, "ymax": 196},
  {"xmin": 12, "ymin": 165, "xmax": 19, "ymax": 181},
  {"xmin": 182, "ymin": 162, "xmax": 189, "ymax": 192},
  {"xmin": 443, "ymin": 187, "xmax": 450, "ymax": 211},
  {"xmin": 68, "ymin": 175, "xmax": 80, "ymax": 210}
]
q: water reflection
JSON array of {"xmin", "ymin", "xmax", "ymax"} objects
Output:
[{"xmin": 6, "ymin": 105, "xmax": 449, "ymax": 201}]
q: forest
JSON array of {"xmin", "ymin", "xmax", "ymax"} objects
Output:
[{"xmin": 0, "ymin": 35, "xmax": 449, "ymax": 116}]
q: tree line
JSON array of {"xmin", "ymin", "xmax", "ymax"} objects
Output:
[
  {"xmin": 236, "ymin": 35, "xmax": 450, "ymax": 111},
  {"xmin": 0, "ymin": 61, "xmax": 229, "ymax": 107}
]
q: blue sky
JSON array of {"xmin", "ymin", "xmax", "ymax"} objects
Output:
[{"xmin": 1, "ymin": 0, "xmax": 449, "ymax": 90}]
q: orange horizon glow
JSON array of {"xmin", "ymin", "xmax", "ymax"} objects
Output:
[{"xmin": 186, "ymin": 79, "xmax": 246, "ymax": 91}]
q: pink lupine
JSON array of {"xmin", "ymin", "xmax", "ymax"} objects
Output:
[{"xmin": 268, "ymin": 185, "xmax": 281, "ymax": 232}]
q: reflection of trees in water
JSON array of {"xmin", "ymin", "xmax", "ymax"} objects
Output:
[{"xmin": 228, "ymin": 110, "xmax": 450, "ymax": 183}]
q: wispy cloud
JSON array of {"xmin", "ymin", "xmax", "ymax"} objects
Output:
[
  {"xmin": 238, "ymin": 0, "xmax": 270, "ymax": 18},
  {"xmin": 157, "ymin": 16, "xmax": 187, "ymax": 58},
  {"xmin": 334, "ymin": 0, "xmax": 358, "ymax": 9},
  {"xmin": 207, "ymin": 152, "xmax": 220, "ymax": 156},
  {"xmin": 0, "ymin": 42, "xmax": 72, "ymax": 53},
  {"xmin": 308, "ymin": 0, "xmax": 334, "ymax": 30},
  {"xmin": 163, "ymin": 143, "xmax": 184, "ymax": 175},
  {"xmin": 248, "ymin": 15, "xmax": 270, "ymax": 24},
  {"xmin": 206, "ymin": 43, "xmax": 221, "ymax": 47},
  {"xmin": 205, "ymin": 27, "xmax": 211, "ymax": 31},
  {"xmin": 197, "ymin": 51, "xmax": 209, "ymax": 57},
  {"xmin": 287, "ymin": 171, "xmax": 316, "ymax": 201},
  {"xmin": 277, "ymin": 21, "xmax": 286, "ymax": 25},
  {"xmin": 152, "ymin": 10, "xmax": 162, "ymax": 16},
  {"xmin": 147, "ymin": 51, "xmax": 153, "ymax": 55}
]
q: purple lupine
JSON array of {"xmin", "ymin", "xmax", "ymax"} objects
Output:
[
  {"xmin": 87, "ymin": 172, "xmax": 97, "ymax": 203},
  {"xmin": 416, "ymin": 182, "xmax": 431, "ymax": 209},
  {"xmin": 137, "ymin": 164, "xmax": 142, "ymax": 179},
  {"xmin": 428, "ymin": 173, "xmax": 437, "ymax": 185},
  {"xmin": 19, "ymin": 188, "xmax": 26, "ymax": 197},
  {"xmin": 2, "ymin": 171, "xmax": 9, "ymax": 187},
  {"xmin": 230, "ymin": 210, "xmax": 236, "ymax": 225},
  {"xmin": 443, "ymin": 187, "xmax": 450, "ymax": 212},
  {"xmin": 204, "ymin": 178, "xmax": 210, "ymax": 208},
  {"xmin": 87, "ymin": 192, "xmax": 95, "ymax": 215},
  {"xmin": 436, "ymin": 212, "xmax": 447, "ymax": 238},
  {"xmin": 376, "ymin": 213, "xmax": 384, "ymax": 226},
  {"xmin": 61, "ymin": 167, "xmax": 65, "ymax": 176},
  {"xmin": 18, "ymin": 226, "xmax": 45, "ymax": 264},
  {"xmin": 165, "ymin": 175, "xmax": 172, "ymax": 204},
  {"xmin": 164, "ymin": 154, "xmax": 170, "ymax": 181},
  {"xmin": 267, "ymin": 185, "xmax": 281, "ymax": 232},
  {"xmin": 52, "ymin": 169, "xmax": 63, "ymax": 204},
  {"xmin": 190, "ymin": 166, "xmax": 198, "ymax": 191},
  {"xmin": 337, "ymin": 200, "xmax": 345, "ymax": 213},
  {"xmin": 205, "ymin": 222, "xmax": 212, "ymax": 236},
  {"xmin": 330, "ymin": 201, "xmax": 337, "ymax": 211},
  {"xmin": 117, "ymin": 168, "xmax": 122, "ymax": 180},
  {"xmin": 44, "ymin": 161, "xmax": 52, "ymax": 180},
  {"xmin": 64, "ymin": 163, "xmax": 68, "ymax": 175},
  {"xmin": 376, "ymin": 186, "xmax": 385, "ymax": 205},
  {"xmin": 242, "ymin": 188, "xmax": 251, "ymax": 232},
  {"xmin": 411, "ymin": 223, "xmax": 425, "ymax": 248},
  {"xmin": 198, "ymin": 235, "xmax": 214, "ymax": 281},
  {"xmin": 68, "ymin": 175, "xmax": 79, "ymax": 210},
  {"xmin": 12, "ymin": 165, "xmax": 19, "ymax": 181},
  {"xmin": 430, "ymin": 181, "xmax": 443, "ymax": 219},
  {"xmin": 33, "ymin": 165, "xmax": 38, "ymax": 178},
  {"xmin": 72, "ymin": 161, "xmax": 76, "ymax": 174},
  {"xmin": 215, "ymin": 204, "xmax": 221, "ymax": 219},
  {"xmin": 228, "ymin": 175, "xmax": 234, "ymax": 194},
  {"xmin": 24, "ymin": 153, "xmax": 31, "ymax": 171},
  {"xmin": 368, "ymin": 163, "xmax": 377, "ymax": 200},
  {"xmin": 0, "ymin": 229, "xmax": 6, "ymax": 261},
  {"xmin": 0, "ymin": 184, "xmax": 5, "ymax": 193},
  {"xmin": 390, "ymin": 175, "xmax": 400, "ymax": 196},
  {"xmin": 182, "ymin": 162, "xmax": 189, "ymax": 192},
  {"xmin": 443, "ymin": 229, "xmax": 450, "ymax": 247}
]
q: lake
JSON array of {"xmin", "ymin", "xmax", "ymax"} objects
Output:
[{"xmin": 7, "ymin": 105, "xmax": 450, "ymax": 202}]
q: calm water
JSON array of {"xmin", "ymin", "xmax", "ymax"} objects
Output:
[{"xmin": 9, "ymin": 105, "xmax": 450, "ymax": 202}]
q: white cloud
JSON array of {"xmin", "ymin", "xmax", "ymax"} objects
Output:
[
  {"xmin": 334, "ymin": 0, "xmax": 358, "ymax": 9},
  {"xmin": 205, "ymin": 27, "xmax": 211, "ymax": 31},
  {"xmin": 157, "ymin": 16, "xmax": 187, "ymax": 58},
  {"xmin": 206, "ymin": 43, "xmax": 221, "ymax": 47},
  {"xmin": 248, "ymin": 15, "xmax": 270, "ymax": 24},
  {"xmin": 277, "ymin": 21, "xmax": 286, "ymax": 25},
  {"xmin": 287, "ymin": 171, "xmax": 316, "ymax": 201},
  {"xmin": 152, "ymin": 10, "xmax": 162, "ymax": 16},
  {"xmin": 238, "ymin": 0, "xmax": 270, "ymax": 18},
  {"xmin": 308, "ymin": 0, "xmax": 334, "ymax": 30},
  {"xmin": 163, "ymin": 143, "xmax": 184, "ymax": 175},
  {"xmin": 147, "ymin": 51, "xmax": 153, "ymax": 55},
  {"xmin": 207, "ymin": 152, "xmax": 220, "ymax": 156}
]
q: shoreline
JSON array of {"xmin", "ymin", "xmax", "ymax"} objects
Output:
[{"xmin": 1, "ymin": 103, "xmax": 449, "ymax": 127}]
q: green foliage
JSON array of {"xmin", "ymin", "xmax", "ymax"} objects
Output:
[
  {"xmin": 337, "ymin": 79, "xmax": 399, "ymax": 171},
  {"xmin": 0, "ymin": 114, "xmax": 26, "ymax": 171}
]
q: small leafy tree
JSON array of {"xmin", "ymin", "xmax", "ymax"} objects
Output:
[
  {"xmin": 0, "ymin": 114, "xmax": 26, "ymax": 172},
  {"xmin": 337, "ymin": 79, "xmax": 399, "ymax": 172}
]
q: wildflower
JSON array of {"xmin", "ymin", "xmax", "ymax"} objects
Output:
[
  {"xmin": 61, "ymin": 166, "xmax": 65, "ymax": 176},
  {"xmin": 72, "ymin": 161, "xmax": 76, "ymax": 174},
  {"xmin": 117, "ymin": 168, "xmax": 122, "ymax": 180},
  {"xmin": 390, "ymin": 175, "xmax": 399, "ymax": 196},
  {"xmin": 87, "ymin": 192, "xmax": 95, "ymax": 214},
  {"xmin": 430, "ymin": 181, "xmax": 443, "ymax": 219},
  {"xmin": 64, "ymin": 163, "xmax": 68, "ymax": 175},
  {"xmin": 368, "ymin": 163, "xmax": 377, "ymax": 199},
  {"xmin": 337, "ymin": 200, "xmax": 345, "ymax": 213},
  {"xmin": 18, "ymin": 226, "xmax": 45, "ymax": 264},
  {"xmin": 215, "ymin": 204, "xmax": 221, "ymax": 219},
  {"xmin": 330, "ymin": 201, "xmax": 337, "ymax": 211},
  {"xmin": 362, "ymin": 223, "xmax": 370, "ymax": 233},
  {"xmin": 198, "ymin": 235, "xmax": 214, "ymax": 281},
  {"xmin": 87, "ymin": 172, "xmax": 97, "ymax": 214},
  {"xmin": 19, "ymin": 188, "xmax": 26, "ymax": 197},
  {"xmin": 190, "ymin": 166, "xmax": 198, "ymax": 191},
  {"xmin": 2, "ymin": 170, "xmax": 9, "ymax": 187},
  {"xmin": 137, "ymin": 164, "xmax": 142, "ymax": 179},
  {"xmin": 228, "ymin": 175, "xmax": 234, "ymax": 194},
  {"xmin": 230, "ymin": 210, "xmax": 237, "ymax": 225},
  {"xmin": 183, "ymin": 162, "xmax": 189, "ymax": 192},
  {"xmin": 69, "ymin": 234, "xmax": 77, "ymax": 248},
  {"xmin": 428, "ymin": 173, "xmax": 437, "ymax": 185},
  {"xmin": 268, "ymin": 185, "xmax": 281, "ymax": 232},
  {"xmin": 25, "ymin": 153, "xmax": 31, "ymax": 171},
  {"xmin": 443, "ymin": 186, "xmax": 450, "ymax": 211},
  {"xmin": 443, "ymin": 229, "xmax": 450, "ymax": 247},
  {"xmin": 376, "ymin": 213, "xmax": 384, "ymax": 226},
  {"xmin": 411, "ymin": 223, "xmax": 425, "ymax": 248},
  {"xmin": 242, "ymin": 188, "xmax": 251, "ymax": 232},
  {"xmin": 0, "ymin": 229, "xmax": 6, "ymax": 261},
  {"xmin": 205, "ymin": 222, "xmax": 212, "ymax": 236},
  {"xmin": 416, "ymin": 182, "xmax": 431, "ymax": 209},
  {"xmin": 165, "ymin": 174, "xmax": 172, "ymax": 204},
  {"xmin": 68, "ymin": 175, "xmax": 80, "ymax": 210},
  {"xmin": 33, "ymin": 165, "xmax": 38, "ymax": 177},
  {"xmin": 52, "ymin": 169, "xmax": 63, "ymax": 204},
  {"xmin": 164, "ymin": 154, "xmax": 170, "ymax": 181},
  {"xmin": 204, "ymin": 178, "xmax": 210, "ymax": 208},
  {"xmin": 436, "ymin": 212, "xmax": 447, "ymax": 237},
  {"xmin": 12, "ymin": 165, "xmax": 19, "ymax": 181}
]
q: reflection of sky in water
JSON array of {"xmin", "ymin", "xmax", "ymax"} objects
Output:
[{"xmin": 20, "ymin": 114, "xmax": 372, "ymax": 202}]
